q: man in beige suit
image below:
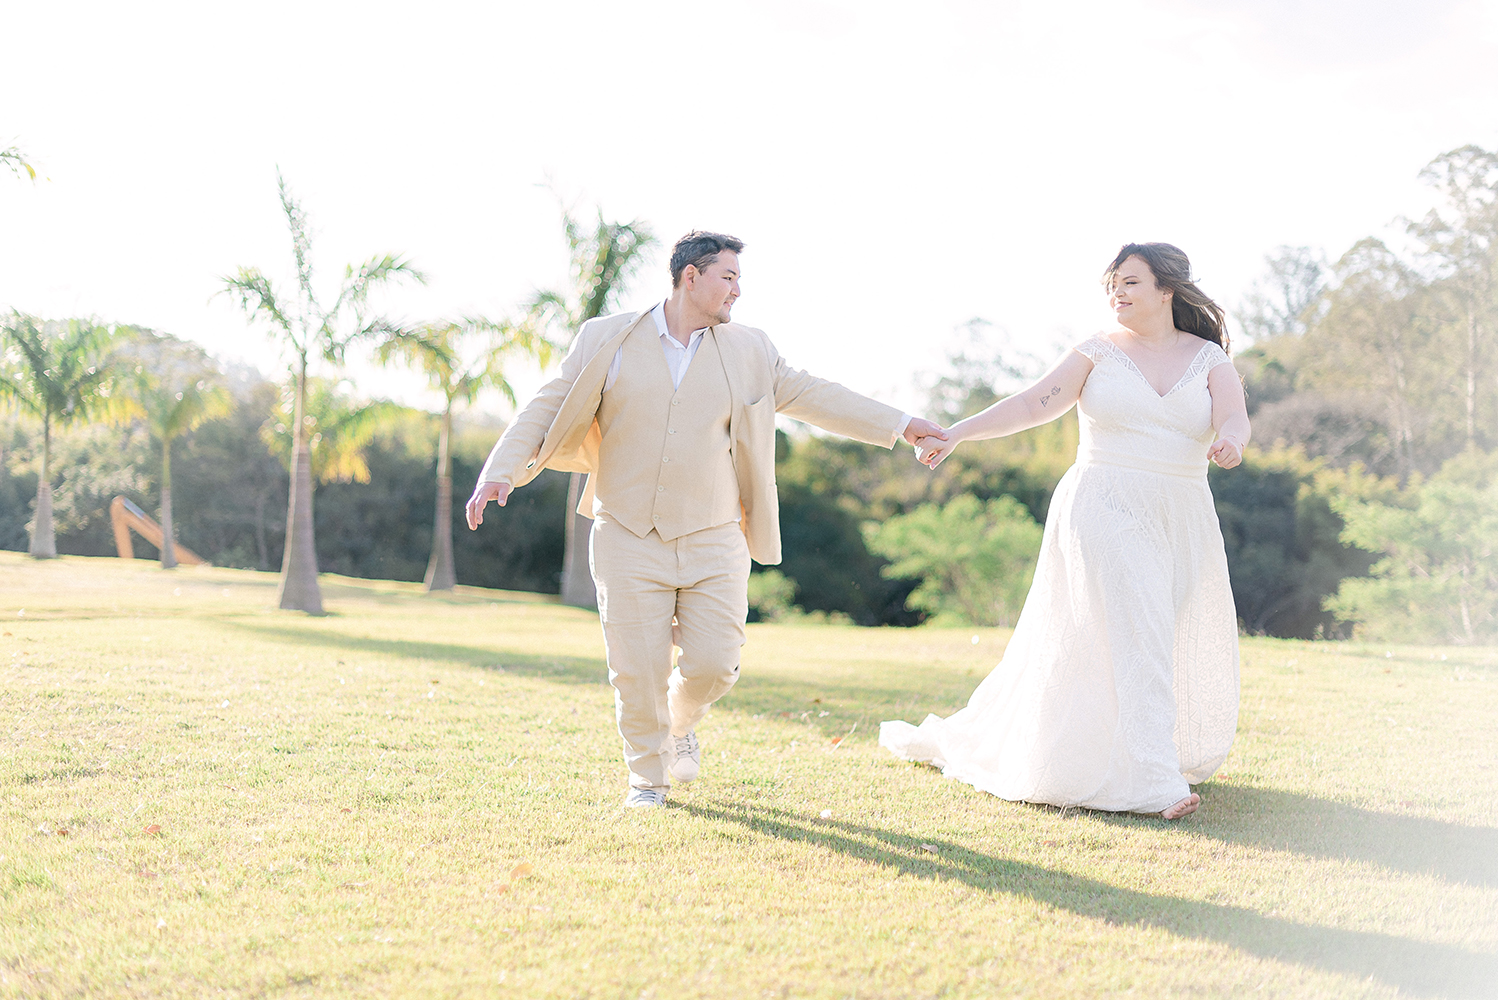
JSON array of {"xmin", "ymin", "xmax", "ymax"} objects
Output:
[{"xmin": 466, "ymin": 232, "xmax": 945, "ymax": 807}]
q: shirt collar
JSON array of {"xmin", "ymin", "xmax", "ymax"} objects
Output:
[{"xmin": 652, "ymin": 300, "xmax": 707, "ymax": 347}]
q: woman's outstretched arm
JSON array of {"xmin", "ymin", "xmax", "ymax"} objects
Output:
[
  {"xmin": 916, "ymin": 349, "xmax": 1095, "ymax": 468},
  {"xmin": 1206, "ymin": 362, "xmax": 1251, "ymax": 469}
]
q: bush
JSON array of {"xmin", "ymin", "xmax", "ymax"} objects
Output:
[
  {"xmin": 1327, "ymin": 449, "xmax": 1498, "ymax": 644},
  {"xmin": 864, "ymin": 493, "xmax": 1042, "ymax": 626},
  {"xmin": 1210, "ymin": 449, "xmax": 1378, "ymax": 638}
]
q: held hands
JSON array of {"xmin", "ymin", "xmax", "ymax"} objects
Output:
[
  {"xmin": 902, "ymin": 417, "xmax": 954, "ymax": 470},
  {"xmin": 1208, "ymin": 437, "xmax": 1245, "ymax": 469},
  {"xmin": 465, "ymin": 481, "xmax": 512, "ymax": 530},
  {"xmin": 915, "ymin": 433, "xmax": 958, "ymax": 468},
  {"xmin": 902, "ymin": 416, "xmax": 948, "ymax": 448}
]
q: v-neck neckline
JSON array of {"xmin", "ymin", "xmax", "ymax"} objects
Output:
[{"xmin": 1098, "ymin": 336, "xmax": 1212, "ymax": 399}]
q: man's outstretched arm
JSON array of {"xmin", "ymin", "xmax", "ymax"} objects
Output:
[{"xmin": 770, "ymin": 349, "xmax": 946, "ymax": 448}]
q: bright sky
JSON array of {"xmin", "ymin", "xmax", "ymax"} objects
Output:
[{"xmin": 4, "ymin": 0, "xmax": 1497, "ymax": 417}]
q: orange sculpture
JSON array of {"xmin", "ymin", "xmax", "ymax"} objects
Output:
[{"xmin": 110, "ymin": 496, "xmax": 208, "ymax": 565}]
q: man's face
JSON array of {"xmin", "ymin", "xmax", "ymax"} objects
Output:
[{"xmin": 686, "ymin": 251, "xmax": 741, "ymax": 325}]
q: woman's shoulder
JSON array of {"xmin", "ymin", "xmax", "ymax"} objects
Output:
[
  {"xmin": 1072, "ymin": 332, "xmax": 1117, "ymax": 362},
  {"xmin": 1195, "ymin": 338, "xmax": 1233, "ymax": 369}
]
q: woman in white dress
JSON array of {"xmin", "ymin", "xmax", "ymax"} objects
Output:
[{"xmin": 881, "ymin": 243, "xmax": 1250, "ymax": 820}]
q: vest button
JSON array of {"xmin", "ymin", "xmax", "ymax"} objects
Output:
[
  {"xmin": 668, "ymin": 429, "xmax": 676, "ymax": 434},
  {"xmin": 662, "ymin": 457, "xmax": 669, "ymax": 463},
  {"xmin": 653, "ymin": 515, "xmax": 660, "ymax": 520},
  {"xmin": 657, "ymin": 486, "xmax": 665, "ymax": 492}
]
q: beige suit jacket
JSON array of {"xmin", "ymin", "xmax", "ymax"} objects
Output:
[{"xmin": 477, "ymin": 307, "xmax": 905, "ymax": 565}]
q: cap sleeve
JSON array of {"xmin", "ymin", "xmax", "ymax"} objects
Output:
[{"xmin": 1072, "ymin": 336, "xmax": 1110, "ymax": 362}]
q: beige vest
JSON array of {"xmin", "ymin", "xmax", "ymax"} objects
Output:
[{"xmin": 593, "ymin": 323, "xmax": 741, "ymax": 541}]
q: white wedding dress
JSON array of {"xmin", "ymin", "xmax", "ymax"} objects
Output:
[{"xmin": 880, "ymin": 335, "xmax": 1240, "ymax": 813}]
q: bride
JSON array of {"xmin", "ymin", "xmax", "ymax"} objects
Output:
[{"xmin": 882, "ymin": 243, "xmax": 1249, "ymax": 820}]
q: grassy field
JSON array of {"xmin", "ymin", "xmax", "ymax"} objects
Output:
[{"xmin": 0, "ymin": 551, "xmax": 1494, "ymax": 999}]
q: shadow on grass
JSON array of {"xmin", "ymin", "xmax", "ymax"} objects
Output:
[
  {"xmin": 1181, "ymin": 782, "xmax": 1498, "ymax": 889},
  {"xmin": 678, "ymin": 800, "xmax": 1496, "ymax": 998},
  {"xmin": 214, "ymin": 620, "xmax": 608, "ymax": 685}
]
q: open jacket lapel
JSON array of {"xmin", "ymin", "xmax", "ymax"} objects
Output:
[{"xmin": 534, "ymin": 309, "xmax": 654, "ymax": 475}]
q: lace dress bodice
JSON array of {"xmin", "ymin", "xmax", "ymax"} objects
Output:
[{"xmin": 1073, "ymin": 335, "xmax": 1231, "ymax": 478}]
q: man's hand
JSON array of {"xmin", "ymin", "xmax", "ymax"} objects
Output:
[
  {"xmin": 465, "ymin": 482, "xmax": 512, "ymax": 530},
  {"xmin": 902, "ymin": 416, "xmax": 948, "ymax": 448}
]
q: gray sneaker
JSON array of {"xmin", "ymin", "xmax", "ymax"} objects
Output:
[
  {"xmin": 624, "ymin": 788, "xmax": 668, "ymax": 808},
  {"xmin": 670, "ymin": 731, "xmax": 701, "ymax": 782}
]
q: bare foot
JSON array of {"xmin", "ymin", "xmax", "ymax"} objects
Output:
[{"xmin": 1161, "ymin": 793, "xmax": 1200, "ymax": 820}]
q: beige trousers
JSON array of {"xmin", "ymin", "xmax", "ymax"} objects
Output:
[{"xmin": 589, "ymin": 514, "xmax": 750, "ymax": 791}]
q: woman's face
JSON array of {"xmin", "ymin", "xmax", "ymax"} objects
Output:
[{"xmin": 1109, "ymin": 255, "xmax": 1172, "ymax": 329}]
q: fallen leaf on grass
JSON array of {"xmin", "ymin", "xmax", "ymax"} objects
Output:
[
  {"xmin": 1042, "ymin": 840, "xmax": 1057, "ymax": 846},
  {"xmin": 339, "ymin": 808, "xmax": 352, "ymax": 813},
  {"xmin": 828, "ymin": 736, "xmax": 842, "ymax": 746},
  {"xmin": 493, "ymin": 883, "xmax": 511, "ymax": 895},
  {"xmin": 510, "ymin": 862, "xmax": 534, "ymax": 880},
  {"xmin": 55, "ymin": 829, "xmax": 68, "ymax": 837},
  {"xmin": 143, "ymin": 825, "xmax": 161, "ymax": 835},
  {"xmin": 2, "ymin": 631, "xmax": 11, "ymax": 637},
  {"xmin": 920, "ymin": 844, "xmax": 938, "ymax": 854},
  {"xmin": 139, "ymin": 870, "xmax": 157, "ymax": 879}
]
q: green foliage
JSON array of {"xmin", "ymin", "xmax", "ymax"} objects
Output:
[
  {"xmin": 530, "ymin": 204, "xmax": 657, "ymax": 337},
  {"xmin": 865, "ymin": 493, "xmax": 1042, "ymax": 626},
  {"xmin": 1210, "ymin": 449, "xmax": 1379, "ymax": 639},
  {"xmin": 261, "ymin": 377, "xmax": 405, "ymax": 485},
  {"xmin": 218, "ymin": 171, "xmax": 426, "ymax": 370},
  {"xmin": 746, "ymin": 569, "xmax": 798, "ymax": 622},
  {"xmin": 376, "ymin": 317, "xmax": 553, "ymax": 412},
  {"xmin": 1, "ymin": 143, "xmax": 36, "ymax": 181},
  {"xmin": 118, "ymin": 330, "xmax": 234, "ymax": 447},
  {"xmin": 0, "ymin": 315, "xmax": 127, "ymax": 429},
  {"xmin": 1327, "ymin": 449, "xmax": 1498, "ymax": 644}
]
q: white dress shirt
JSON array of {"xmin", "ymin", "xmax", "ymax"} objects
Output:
[
  {"xmin": 603, "ymin": 302, "xmax": 704, "ymax": 393},
  {"xmin": 602, "ymin": 301, "xmax": 914, "ymax": 436}
]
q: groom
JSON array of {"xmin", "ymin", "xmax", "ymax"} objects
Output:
[{"xmin": 466, "ymin": 231, "xmax": 945, "ymax": 807}]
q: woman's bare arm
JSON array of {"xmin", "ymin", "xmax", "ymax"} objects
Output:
[
  {"xmin": 917, "ymin": 349, "xmax": 1095, "ymax": 468},
  {"xmin": 1206, "ymin": 362, "xmax": 1251, "ymax": 469}
]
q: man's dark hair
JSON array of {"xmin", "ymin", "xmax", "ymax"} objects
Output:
[{"xmin": 669, "ymin": 231, "xmax": 745, "ymax": 288}]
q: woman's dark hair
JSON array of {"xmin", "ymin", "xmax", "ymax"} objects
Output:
[{"xmin": 1103, "ymin": 243, "xmax": 1229, "ymax": 352}]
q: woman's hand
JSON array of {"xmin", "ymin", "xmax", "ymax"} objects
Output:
[{"xmin": 1208, "ymin": 437, "xmax": 1244, "ymax": 469}]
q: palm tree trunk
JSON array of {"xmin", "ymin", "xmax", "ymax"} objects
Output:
[
  {"xmin": 425, "ymin": 402, "xmax": 457, "ymax": 592},
  {"xmin": 29, "ymin": 415, "xmax": 57, "ymax": 559},
  {"xmin": 277, "ymin": 359, "xmax": 324, "ymax": 613},
  {"xmin": 560, "ymin": 472, "xmax": 597, "ymax": 608},
  {"xmin": 159, "ymin": 440, "xmax": 178, "ymax": 569}
]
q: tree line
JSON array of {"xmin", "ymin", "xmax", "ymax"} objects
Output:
[{"xmin": 4, "ymin": 147, "xmax": 1496, "ymax": 643}]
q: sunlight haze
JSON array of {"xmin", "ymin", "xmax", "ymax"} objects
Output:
[{"xmin": 4, "ymin": 0, "xmax": 1496, "ymax": 416}]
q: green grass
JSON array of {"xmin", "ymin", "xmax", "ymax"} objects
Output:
[{"xmin": 0, "ymin": 551, "xmax": 1495, "ymax": 999}]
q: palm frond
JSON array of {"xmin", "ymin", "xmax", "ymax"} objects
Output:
[
  {"xmin": 1, "ymin": 145, "xmax": 37, "ymax": 182},
  {"xmin": 277, "ymin": 168, "xmax": 319, "ymax": 312},
  {"xmin": 216, "ymin": 268, "xmax": 299, "ymax": 347}
]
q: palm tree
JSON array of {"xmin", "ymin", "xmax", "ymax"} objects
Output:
[
  {"xmin": 377, "ymin": 318, "xmax": 553, "ymax": 591},
  {"xmin": 219, "ymin": 170, "xmax": 423, "ymax": 613},
  {"xmin": 0, "ymin": 315, "xmax": 127, "ymax": 558},
  {"xmin": 119, "ymin": 330, "xmax": 233, "ymax": 568},
  {"xmin": 530, "ymin": 205, "xmax": 656, "ymax": 608},
  {"xmin": 260, "ymin": 376, "xmax": 398, "ymax": 488}
]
